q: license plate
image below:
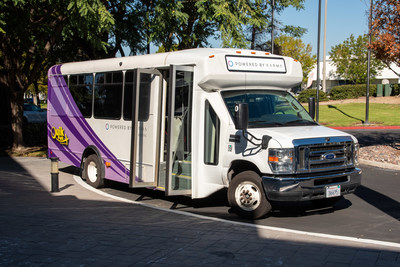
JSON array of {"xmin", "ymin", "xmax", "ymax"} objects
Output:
[{"xmin": 325, "ymin": 185, "xmax": 341, "ymax": 198}]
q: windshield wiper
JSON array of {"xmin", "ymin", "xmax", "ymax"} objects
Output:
[
  {"xmin": 284, "ymin": 119, "xmax": 318, "ymax": 126},
  {"xmin": 249, "ymin": 121, "xmax": 284, "ymax": 126}
]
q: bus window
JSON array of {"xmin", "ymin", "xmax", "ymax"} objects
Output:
[
  {"xmin": 94, "ymin": 72, "xmax": 123, "ymax": 120},
  {"xmin": 123, "ymin": 70, "xmax": 151, "ymax": 122},
  {"xmin": 204, "ymin": 101, "xmax": 220, "ymax": 165},
  {"xmin": 123, "ymin": 70, "xmax": 135, "ymax": 120},
  {"xmin": 69, "ymin": 74, "xmax": 93, "ymax": 118}
]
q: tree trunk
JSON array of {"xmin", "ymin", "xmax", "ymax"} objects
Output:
[
  {"xmin": 33, "ymin": 81, "xmax": 40, "ymax": 107},
  {"xmin": 9, "ymin": 89, "xmax": 25, "ymax": 149},
  {"xmin": 251, "ymin": 26, "xmax": 256, "ymax": 50}
]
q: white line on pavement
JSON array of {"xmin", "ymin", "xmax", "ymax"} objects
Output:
[{"xmin": 74, "ymin": 175, "xmax": 400, "ymax": 250}]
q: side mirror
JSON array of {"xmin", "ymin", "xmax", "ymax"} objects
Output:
[
  {"xmin": 308, "ymin": 97, "xmax": 315, "ymax": 120},
  {"xmin": 261, "ymin": 135, "xmax": 272, "ymax": 149},
  {"xmin": 234, "ymin": 103, "xmax": 248, "ymax": 131}
]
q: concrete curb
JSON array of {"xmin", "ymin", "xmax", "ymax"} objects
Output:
[
  {"xmin": 73, "ymin": 175, "xmax": 400, "ymax": 250},
  {"xmin": 360, "ymin": 159, "xmax": 400, "ymax": 170},
  {"xmin": 331, "ymin": 126, "xmax": 400, "ymax": 130}
]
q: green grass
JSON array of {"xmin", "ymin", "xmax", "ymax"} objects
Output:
[{"xmin": 316, "ymin": 103, "xmax": 400, "ymax": 127}]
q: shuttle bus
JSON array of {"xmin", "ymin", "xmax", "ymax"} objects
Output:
[{"xmin": 47, "ymin": 48, "xmax": 361, "ymax": 219}]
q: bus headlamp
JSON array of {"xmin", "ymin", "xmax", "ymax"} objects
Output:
[
  {"xmin": 353, "ymin": 143, "xmax": 360, "ymax": 166},
  {"xmin": 268, "ymin": 148, "xmax": 294, "ymax": 174}
]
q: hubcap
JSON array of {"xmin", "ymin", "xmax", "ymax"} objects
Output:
[
  {"xmin": 235, "ymin": 181, "xmax": 261, "ymax": 211},
  {"xmin": 87, "ymin": 161, "xmax": 98, "ymax": 183}
]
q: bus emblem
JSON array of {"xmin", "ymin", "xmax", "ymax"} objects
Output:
[{"xmin": 51, "ymin": 126, "xmax": 69, "ymax": 146}]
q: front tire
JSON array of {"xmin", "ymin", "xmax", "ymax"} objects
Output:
[
  {"xmin": 228, "ymin": 171, "xmax": 271, "ymax": 219},
  {"xmin": 83, "ymin": 154, "xmax": 104, "ymax": 188}
]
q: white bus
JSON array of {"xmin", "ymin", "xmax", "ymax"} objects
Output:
[{"xmin": 47, "ymin": 48, "xmax": 361, "ymax": 219}]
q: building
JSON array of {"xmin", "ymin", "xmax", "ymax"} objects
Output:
[{"xmin": 307, "ymin": 57, "xmax": 400, "ymax": 93}]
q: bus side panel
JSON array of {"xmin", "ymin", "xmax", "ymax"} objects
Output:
[{"xmin": 47, "ymin": 65, "xmax": 127, "ymax": 184}]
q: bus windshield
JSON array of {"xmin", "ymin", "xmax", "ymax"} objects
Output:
[{"xmin": 222, "ymin": 90, "xmax": 317, "ymax": 128}]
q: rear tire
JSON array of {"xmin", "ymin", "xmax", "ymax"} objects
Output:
[
  {"xmin": 228, "ymin": 171, "xmax": 271, "ymax": 219},
  {"xmin": 83, "ymin": 154, "xmax": 104, "ymax": 188}
]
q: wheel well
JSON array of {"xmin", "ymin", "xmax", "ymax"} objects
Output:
[
  {"xmin": 227, "ymin": 160, "xmax": 261, "ymax": 182},
  {"xmin": 81, "ymin": 146, "xmax": 105, "ymax": 179}
]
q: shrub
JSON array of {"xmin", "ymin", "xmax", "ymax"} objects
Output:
[
  {"xmin": 23, "ymin": 122, "xmax": 47, "ymax": 146},
  {"xmin": 391, "ymin": 84, "xmax": 400, "ymax": 95},
  {"xmin": 298, "ymin": 89, "xmax": 329, "ymax": 103},
  {"xmin": 329, "ymin": 84, "xmax": 377, "ymax": 100}
]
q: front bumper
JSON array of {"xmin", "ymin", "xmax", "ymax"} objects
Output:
[{"xmin": 261, "ymin": 168, "xmax": 362, "ymax": 201}]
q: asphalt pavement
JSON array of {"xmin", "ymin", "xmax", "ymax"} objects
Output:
[{"xmin": 1, "ymin": 156, "xmax": 400, "ymax": 266}]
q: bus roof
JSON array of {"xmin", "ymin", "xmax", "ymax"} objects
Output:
[{"xmin": 56, "ymin": 48, "xmax": 303, "ymax": 90}]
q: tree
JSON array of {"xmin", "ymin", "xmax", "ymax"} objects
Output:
[
  {"xmin": 329, "ymin": 34, "xmax": 384, "ymax": 84},
  {"xmin": 0, "ymin": 0, "xmax": 114, "ymax": 149},
  {"xmin": 369, "ymin": 0, "xmax": 400, "ymax": 76},
  {"xmin": 246, "ymin": 0, "xmax": 306, "ymax": 51},
  {"xmin": 149, "ymin": 0, "xmax": 256, "ymax": 50},
  {"xmin": 274, "ymin": 35, "xmax": 316, "ymax": 84}
]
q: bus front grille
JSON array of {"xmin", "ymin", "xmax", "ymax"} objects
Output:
[{"xmin": 294, "ymin": 137, "xmax": 355, "ymax": 173}]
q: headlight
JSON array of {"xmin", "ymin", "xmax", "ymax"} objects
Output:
[
  {"xmin": 268, "ymin": 148, "xmax": 294, "ymax": 174},
  {"xmin": 345, "ymin": 143, "xmax": 359, "ymax": 166},
  {"xmin": 354, "ymin": 143, "xmax": 359, "ymax": 166}
]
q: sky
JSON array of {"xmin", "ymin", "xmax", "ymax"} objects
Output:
[
  {"xmin": 125, "ymin": 0, "xmax": 372, "ymax": 56},
  {"xmin": 278, "ymin": 0, "xmax": 372, "ymax": 56}
]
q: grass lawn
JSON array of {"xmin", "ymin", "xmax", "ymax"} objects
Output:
[{"xmin": 316, "ymin": 103, "xmax": 400, "ymax": 127}]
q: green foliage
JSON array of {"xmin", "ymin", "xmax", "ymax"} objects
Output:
[
  {"xmin": 274, "ymin": 35, "xmax": 316, "ymax": 83},
  {"xmin": 329, "ymin": 84, "xmax": 377, "ymax": 100},
  {"xmin": 247, "ymin": 0, "xmax": 306, "ymax": 51},
  {"xmin": 0, "ymin": 0, "xmax": 114, "ymax": 147},
  {"xmin": 298, "ymin": 89, "xmax": 329, "ymax": 103},
  {"xmin": 391, "ymin": 84, "xmax": 400, "ymax": 95},
  {"xmin": 329, "ymin": 34, "xmax": 385, "ymax": 84}
]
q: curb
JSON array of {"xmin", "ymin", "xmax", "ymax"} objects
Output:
[
  {"xmin": 360, "ymin": 159, "xmax": 400, "ymax": 171},
  {"xmin": 331, "ymin": 126, "xmax": 400, "ymax": 130},
  {"xmin": 73, "ymin": 175, "xmax": 400, "ymax": 250}
]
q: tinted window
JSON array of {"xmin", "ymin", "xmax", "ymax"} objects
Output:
[
  {"xmin": 69, "ymin": 74, "xmax": 93, "ymax": 117},
  {"xmin": 222, "ymin": 90, "xmax": 317, "ymax": 128},
  {"xmin": 204, "ymin": 101, "xmax": 220, "ymax": 165},
  {"xmin": 94, "ymin": 72, "xmax": 123, "ymax": 119},
  {"xmin": 123, "ymin": 70, "xmax": 151, "ymax": 122}
]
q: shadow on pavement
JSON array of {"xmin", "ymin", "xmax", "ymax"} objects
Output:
[
  {"xmin": 64, "ymin": 165, "xmax": 353, "ymax": 221},
  {"xmin": 344, "ymin": 129, "xmax": 400, "ymax": 147},
  {"xmin": 355, "ymin": 185, "xmax": 400, "ymax": 221},
  {"xmin": 1, "ymin": 156, "xmax": 399, "ymax": 266}
]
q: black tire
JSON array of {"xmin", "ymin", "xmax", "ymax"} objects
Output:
[
  {"xmin": 83, "ymin": 154, "xmax": 104, "ymax": 188},
  {"xmin": 228, "ymin": 171, "xmax": 271, "ymax": 219}
]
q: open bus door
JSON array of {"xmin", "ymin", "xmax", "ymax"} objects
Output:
[
  {"xmin": 165, "ymin": 65, "xmax": 194, "ymax": 196},
  {"xmin": 130, "ymin": 69, "xmax": 163, "ymax": 188}
]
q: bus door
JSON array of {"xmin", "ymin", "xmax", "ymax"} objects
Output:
[
  {"xmin": 165, "ymin": 65, "xmax": 194, "ymax": 196},
  {"xmin": 130, "ymin": 69, "xmax": 163, "ymax": 187}
]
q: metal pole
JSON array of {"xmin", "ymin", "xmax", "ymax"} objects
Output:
[
  {"xmin": 322, "ymin": 0, "xmax": 328, "ymax": 93},
  {"xmin": 365, "ymin": 0, "xmax": 373, "ymax": 125},
  {"xmin": 316, "ymin": 0, "xmax": 322, "ymax": 122},
  {"xmin": 271, "ymin": 0, "xmax": 275, "ymax": 54},
  {"xmin": 50, "ymin": 157, "xmax": 59, "ymax": 192}
]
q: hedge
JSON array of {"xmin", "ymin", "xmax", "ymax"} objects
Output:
[
  {"xmin": 298, "ymin": 89, "xmax": 329, "ymax": 103},
  {"xmin": 329, "ymin": 84, "xmax": 377, "ymax": 100}
]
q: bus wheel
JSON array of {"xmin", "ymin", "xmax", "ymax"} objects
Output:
[
  {"xmin": 83, "ymin": 154, "xmax": 104, "ymax": 188},
  {"xmin": 228, "ymin": 171, "xmax": 271, "ymax": 219}
]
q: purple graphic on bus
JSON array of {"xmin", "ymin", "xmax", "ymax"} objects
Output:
[{"xmin": 47, "ymin": 65, "xmax": 128, "ymax": 183}]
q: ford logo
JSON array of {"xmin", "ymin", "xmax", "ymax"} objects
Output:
[{"xmin": 322, "ymin": 153, "xmax": 336, "ymax": 160}]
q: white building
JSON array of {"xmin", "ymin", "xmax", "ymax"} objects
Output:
[{"xmin": 307, "ymin": 57, "xmax": 400, "ymax": 92}]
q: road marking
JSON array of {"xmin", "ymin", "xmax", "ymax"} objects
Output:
[{"xmin": 74, "ymin": 175, "xmax": 400, "ymax": 250}]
